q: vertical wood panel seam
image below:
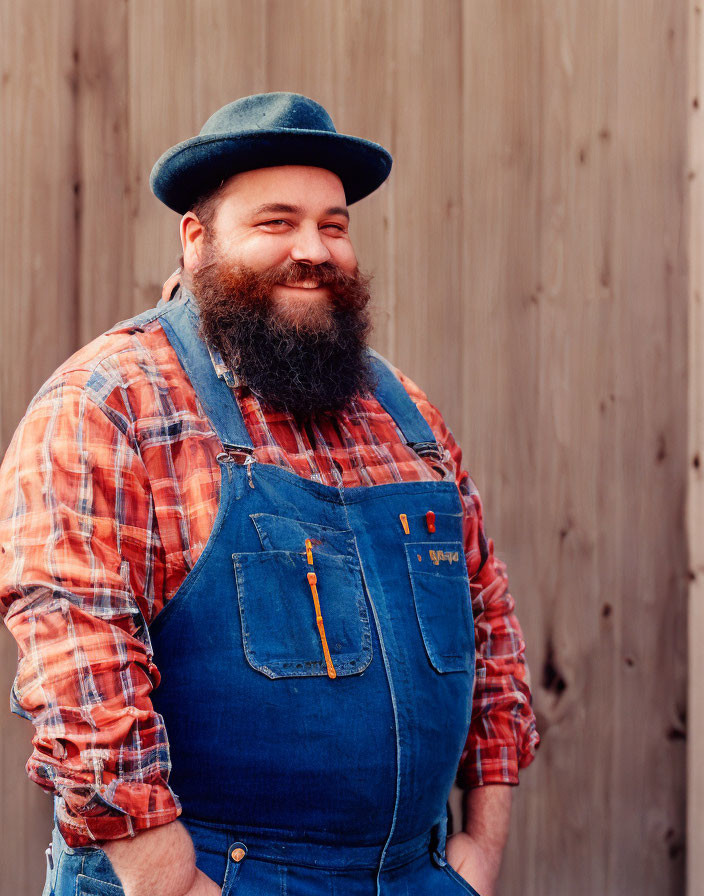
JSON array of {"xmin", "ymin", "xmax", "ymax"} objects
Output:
[
  {"xmin": 458, "ymin": 0, "xmax": 465, "ymax": 417},
  {"xmin": 70, "ymin": 0, "xmax": 80, "ymax": 353},
  {"xmin": 687, "ymin": 3, "xmax": 702, "ymax": 892}
]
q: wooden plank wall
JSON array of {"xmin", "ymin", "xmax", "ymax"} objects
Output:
[
  {"xmin": 689, "ymin": 2, "xmax": 704, "ymax": 894},
  {"xmin": 0, "ymin": 1, "xmax": 691, "ymax": 893},
  {"xmin": 0, "ymin": 1, "xmax": 78, "ymax": 892},
  {"xmin": 462, "ymin": 3, "xmax": 688, "ymax": 895}
]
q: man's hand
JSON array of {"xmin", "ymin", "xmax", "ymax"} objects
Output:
[
  {"xmin": 446, "ymin": 831, "xmax": 500, "ymax": 896},
  {"xmin": 100, "ymin": 820, "xmax": 220, "ymax": 896},
  {"xmin": 444, "ymin": 784, "xmax": 513, "ymax": 896}
]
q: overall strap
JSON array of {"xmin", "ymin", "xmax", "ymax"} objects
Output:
[
  {"xmin": 159, "ymin": 293, "xmax": 254, "ymax": 450},
  {"xmin": 107, "ymin": 303, "xmax": 168, "ymax": 334},
  {"xmin": 366, "ymin": 348, "xmax": 439, "ymax": 453},
  {"xmin": 138, "ymin": 293, "xmax": 437, "ymax": 456}
]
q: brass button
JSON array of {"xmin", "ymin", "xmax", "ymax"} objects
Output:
[{"xmin": 231, "ymin": 847, "xmax": 246, "ymax": 863}]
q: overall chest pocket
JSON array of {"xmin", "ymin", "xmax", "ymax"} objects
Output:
[
  {"xmin": 405, "ymin": 541, "xmax": 475, "ymax": 674},
  {"xmin": 233, "ymin": 515, "xmax": 373, "ymax": 679}
]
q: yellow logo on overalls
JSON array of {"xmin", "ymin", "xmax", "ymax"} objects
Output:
[{"xmin": 429, "ymin": 549, "xmax": 460, "ymax": 566}]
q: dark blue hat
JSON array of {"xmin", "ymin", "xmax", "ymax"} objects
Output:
[{"xmin": 150, "ymin": 92, "xmax": 393, "ymax": 213}]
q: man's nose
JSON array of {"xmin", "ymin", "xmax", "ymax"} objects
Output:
[{"xmin": 289, "ymin": 223, "xmax": 332, "ymax": 266}]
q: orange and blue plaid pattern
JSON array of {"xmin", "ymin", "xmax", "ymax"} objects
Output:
[{"xmin": 0, "ymin": 297, "xmax": 538, "ymax": 846}]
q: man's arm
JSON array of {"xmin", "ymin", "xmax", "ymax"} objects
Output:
[
  {"xmin": 0, "ymin": 378, "xmax": 181, "ymax": 846},
  {"xmin": 446, "ymin": 785, "xmax": 512, "ymax": 896},
  {"xmin": 101, "ymin": 821, "xmax": 219, "ymax": 896}
]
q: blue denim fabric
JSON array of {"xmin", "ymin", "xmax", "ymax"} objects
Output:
[
  {"xmin": 46, "ymin": 817, "xmax": 482, "ymax": 895},
  {"xmin": 44, "ymin": 817, "xmax": 125, "ymax": 895},
  {"xmin": 44, "ymin": 293, "xmax": 479, "ymax": 896}
]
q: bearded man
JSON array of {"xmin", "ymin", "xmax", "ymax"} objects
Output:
[{"xmin": 0, "ymin": 93, "xmax": 538, "ymax": 896}]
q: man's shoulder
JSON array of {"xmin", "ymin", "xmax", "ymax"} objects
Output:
[
  {"xmin": 369, "ymin": 349, "xmax": 432, "ymax": 412},
  {"xmin": 30, "ymin": 303, "xmax": 172, "ymax": 411}
]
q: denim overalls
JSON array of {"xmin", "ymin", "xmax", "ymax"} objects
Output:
[{"xmin": 44, "ymin": 294, "xmax": 479, "ymax": 896}]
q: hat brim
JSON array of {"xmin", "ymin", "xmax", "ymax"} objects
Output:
[{"xmin": 150, "ymin": 129, "xmax": 392, "ymax": 213}]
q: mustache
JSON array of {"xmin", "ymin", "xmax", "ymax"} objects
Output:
[
  {"xmin": 276, "ymin": 260, "xmax": 353, "ymax": 287},
  {"xmin": 195, "ymin": 258, "xmax": 371, "ymax": 312}
]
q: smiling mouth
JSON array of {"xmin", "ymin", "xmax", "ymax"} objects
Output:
[{"xmin": 278, "ymin": 280, "xmax": 325, "ymax": 289}]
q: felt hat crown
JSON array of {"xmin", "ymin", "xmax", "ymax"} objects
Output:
[{"xmin": 150, "ymin": 92, "xmax": 393, "ymax": 213}]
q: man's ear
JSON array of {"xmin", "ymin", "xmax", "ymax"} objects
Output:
[{"xmin": 180, "ymin": 212, "xmax": 205, "ymax": 272}]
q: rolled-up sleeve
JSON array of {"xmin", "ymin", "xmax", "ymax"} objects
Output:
[{"xmin": 0, "ymin": 376, "xmax": 181, "ymax": 845}]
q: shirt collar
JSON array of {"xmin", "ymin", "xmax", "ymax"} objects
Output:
[{"xmin": 207, "ymin": 343, "xmax": 242, "ymax": 389}]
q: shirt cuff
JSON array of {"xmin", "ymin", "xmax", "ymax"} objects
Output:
[
  {"xmin": 57, "ymin": 801, "xmax": 182, "ymax": 847},
  {"xmin": 455, "ymin": 722, "xmax": 540, "ymax": 790},
  {"xmin": 40, "ymin": 774, "xmax": 182, "ymax": 847}
]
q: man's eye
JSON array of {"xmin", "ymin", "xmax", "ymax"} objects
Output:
[{"xmin": 258, "ymin": 220, "xmax": 346, "ymax": 232}]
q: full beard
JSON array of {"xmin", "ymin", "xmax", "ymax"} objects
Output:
[{"xmin": 189, "ymin": 249, "xmax": 376, "ymax": 419}]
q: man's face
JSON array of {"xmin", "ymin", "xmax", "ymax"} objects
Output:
[
  {"xmin": 186, "ymin": 165, "xmax": 359, "ymax": 330},
  {"xmin": 183, "ymin": 165, "xmax": 375, "ymax": 418}
]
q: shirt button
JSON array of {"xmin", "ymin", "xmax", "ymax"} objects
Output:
[{"xmin": 231, "ymin": 847, "xmax": 246, "ymax": 863}]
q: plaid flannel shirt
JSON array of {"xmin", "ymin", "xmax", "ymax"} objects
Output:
[{"xmin": 0, "ymin": 289, "xmax": 538, "ymax": 846}]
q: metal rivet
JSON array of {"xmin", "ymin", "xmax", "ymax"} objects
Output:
[{"xmin": 231, "ymin": 847, "xmax": 246, "ymax": 863}]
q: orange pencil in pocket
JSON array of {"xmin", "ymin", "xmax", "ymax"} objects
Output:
[{"xmin": 305, "ymin": 540, "xmax": 336, "ymax": 679}]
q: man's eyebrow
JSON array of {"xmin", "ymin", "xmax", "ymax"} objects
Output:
[{"xmin": 251, "ymin": 203, "xmax": 350, "ymax": 221}]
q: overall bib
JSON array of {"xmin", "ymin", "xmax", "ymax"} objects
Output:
[{"xmin": 44, "ymin": 295, "xmax": 479, "ymax": 896}]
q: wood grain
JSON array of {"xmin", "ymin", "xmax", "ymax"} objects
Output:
[
  {"xmin": 688, "ymin": 1, "xmax": 704, "ymax": 892},
  {"xmin": 76, "ymin": 0, "xmax": 133, "ymax": 342},
  {"xmin": 127, "ymin": 0, "xmax": 197, "ymax": 314},
  {"xmin": 0, "ymin": 1, "xmax": 77, "ymax": 891},
  {"xmin": 388, "ymin": 0, "xmax": 464, "ymax": 429},
  {"xmin": 461, "ymin": 2, "xmax": 689, "ymax": 893}
]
